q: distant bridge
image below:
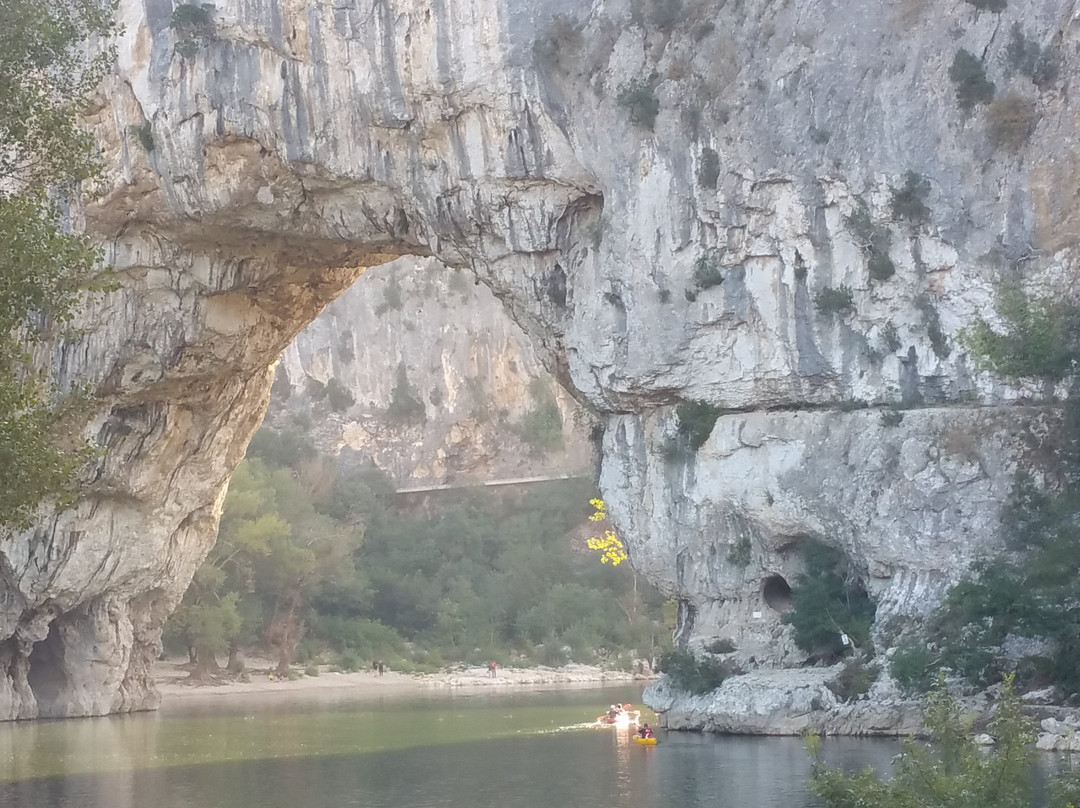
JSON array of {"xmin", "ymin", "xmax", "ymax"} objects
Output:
[{"xmin": 395, "ymin": 474, "xmax": 585, "ymax": 495}]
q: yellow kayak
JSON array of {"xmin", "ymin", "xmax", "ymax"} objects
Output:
[{"xmin": 632, "ymin": 736, "xmax": 658, "ymax": 746}]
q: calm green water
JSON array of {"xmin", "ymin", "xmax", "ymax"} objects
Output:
[{"xmin": 0, "ymin": 686, "xmax": 898, "ymax": 808}]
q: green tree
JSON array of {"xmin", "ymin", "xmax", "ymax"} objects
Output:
[
  {"xmin": 785, "ymin": 540, "xmax": 876, "ymax": 659},
  {"xmin": 0, "ymin": 1, "xmax": 117, "ymax": 530},
  {"xmin": 165, "ymin": 458, "xmax": 364, "ymax": 674},
  {"xmin": 809, "ymin": 677, "xmax": 1070, "ymax": 808},
  {"xmin": 961, "ymin": 287, "xmax": 1080, "ymax": 382}
]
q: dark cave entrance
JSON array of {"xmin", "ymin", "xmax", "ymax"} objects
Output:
[
  {"xmin": 762, "ymin": 575, "xmax": 793, "ymax": 612},
  {"xmin": 27, "ymin": 621, "xmax": 68, "ymax": 713}
]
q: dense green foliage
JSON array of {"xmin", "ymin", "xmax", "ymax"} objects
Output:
[
  {"xmin": 896, "ymin": 287, "xmax": 1080, "ymax": 698},
  {"xmin": 165, "ymin": 426, "xmax": 670, "ymax": 672},
  {"xmin": 813, "ymin": 285, "xmax": 854, "ymax": 315},
  {"xmin": 676, "ymin": 400, "xmax": 724, "ymax": 451},
  {"xmin": 897, "ymin": 473, "xmax": 1080, "ymax": 697},
  {"xmin": 1007, "ymin": 24, "xmax": 1059, "ymax": 88},
  {"xmin": 847, "ymin": 200, "xmax": 895, "ymax": 281},
  {"xmin": 889, "ymin": 171, "xmax": 931, "ymax": 223},
  {"xmin": 0, "ymin": 0, "xmax": 116, "ymax": 530},
  {"xmin": 949, "ymin": 49, "xmax": 995, "ymax": 110},
  {"xmin": 826, "ymin": 658, "xmax": 877, "ymax": 703},
  {"xmin": 658, "ymin": 648, "xmax": 732, "ymax": 694},
  {"xmin": 889, "ymin": 641, "xmax": 937, "ymax": 697},
  {"xmin": 171, "ymin": 3, "xmax": 216, "ymax": 58},
  {"xmin": 616, "ymin": 77, "xmax": 660, "ymax": 130},
  {"xmin": 810, "ymin": 677, "xmax": 1080, "ymax": 808},
  {"xmin": 784, "ymin": 540, "xmax": 876, "ymax": 660},
  {"xmin": 962, "ymin": 287, "xmax": 1080, "ymax": 381}
]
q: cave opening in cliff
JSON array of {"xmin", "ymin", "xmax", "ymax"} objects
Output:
[
  {"xmin": 762, "ymin": 575, "xmax": 793, "ymax": 612},
  {"xmin": 27, "ymin": 622, "xmax": 68, "ymax": 713}
]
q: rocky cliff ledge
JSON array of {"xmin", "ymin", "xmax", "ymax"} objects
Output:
[{"xmin": 0, "ymin": 0, "xmax": 1076, "ymax": 720}]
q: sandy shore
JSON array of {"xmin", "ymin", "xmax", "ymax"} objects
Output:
[{"xmin": 155, "ymin": 657, "xmax": 654, "ymax": 705}]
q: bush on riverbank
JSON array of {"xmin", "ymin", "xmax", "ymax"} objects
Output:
[
  {"xmin": 658, "ymin": 648, "xmax": 733, "ymax": 694},
  {"xmin": 810, "ymin": 676, "xmax": 1080, "ymax": 808}
]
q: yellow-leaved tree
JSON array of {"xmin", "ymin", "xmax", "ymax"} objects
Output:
[{"xmin": 586, "ymin": 498, "xmax": 628, "ymax": 566}]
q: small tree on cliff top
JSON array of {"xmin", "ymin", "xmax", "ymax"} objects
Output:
[{"xmin": 0, "ymin": 1, "xmax": 117, "ymax": 530}]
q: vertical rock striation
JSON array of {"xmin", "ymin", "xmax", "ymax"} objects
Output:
[
  {"xmin": 2, "ymin": 0, "xmax": 1078, "ymax": 719},
  {"xmin": 270, "ymin": 256, "xmax": 593, "ymax": 487}
]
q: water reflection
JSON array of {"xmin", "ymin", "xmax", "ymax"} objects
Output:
[{"xmin": 0, "ymin": 688, "xmax": 901, "ymax": 808}]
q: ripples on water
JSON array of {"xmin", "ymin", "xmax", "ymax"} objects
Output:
[{"xmin": 0, "ymin": 687, "xmax": 900, "ymax": 808}]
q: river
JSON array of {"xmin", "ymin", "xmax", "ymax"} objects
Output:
[{"xmin": 0, "ymin": 686, "xmax": 899, "ymax": 807}]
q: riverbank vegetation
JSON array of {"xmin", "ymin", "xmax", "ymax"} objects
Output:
[
  {"xmin": 164, "ymin": 425, "xmax": 671, "ymax": 676},
  {"xmin": 786, "ymin": 540, "xmax": 876, "ymax": 661},
  {"xmin": 810, "ymin": 677, "xmax": 1080, "ymax": 808},
  {"xmin": 886, "ymin": 287, "xmax": 1080, "ymax": 698}
]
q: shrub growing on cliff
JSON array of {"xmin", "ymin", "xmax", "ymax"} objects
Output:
[
  {"xmin": 1007, "ymin": 24, "xmax": 1059, "ymax": 88},
  {"xmin": 659, "ymin": 648, "xmax": 732, "ymax": 694},
  {"xmin": 727, "ymin": 536, "xmax": 752, "ymax": 567},
  {"xmin": 916, "ymin": 294, "xmax": 950, "ymax": 359},
  {"xmin": 533, "ymin": 15, "xmax": 582, "ymax": 72},
  {"xmin": 616, "ymin": 76, "xmax": 661, "ymax": 130},
  {"xmin": 676, "ymin": 400, "xmax": 724, "ymax": 450},
  {"xmin": 516, "ymin": 379, "xmax": 563, "ymax": 455},
  {"xmin": 889, "ymin": 641, "xmax": 938, "ymax": 696},
  {"xmin": 785, "ymin": 540, "xmax": 876, "ymax": 660},
  {"xmin": 961, "ymin": 286, "xmax": 1080, "ymax": 381},
  {"xmin": 826, "ymin": 657, "xmax": 877, "ymax": 702},
  {"xmin": 387, "ymin": 363, "xmax": 425, "ymax": 422},
  {"xmin": 693, "ymin": 253, "xmax": 724, "ymax": 289},
  {"xmin": 847, "ymin": 198, "xmax": 895, "ymax": 281},
  {"xmin": 889, "ymin": 171, "xmax": 931, "ymax": 223},
  {"xmin": 326, "ymin": 377, "xmax": 355, "ymax": 412},
  {"xmin": 171, "ymin": 3, "xmax": 216, "ymax": 58},
  {"xmin": 697, "ymin": 147, "xmax": 720, "ymax": 189},
  {"xmin": 949, "ymin": 49, "xmax": 995, "ymax": 110},
  {"xmin": 963, "ymin": 0, "xmax": 1006, "ymax": 10},
  {"xmin": 813, "ymin": 285, "xmax": 854, "ymax": 315}
]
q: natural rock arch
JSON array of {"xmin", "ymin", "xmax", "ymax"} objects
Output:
[{"xmin": 1, "ymin": 0, "xmax": 1075, "ymax": 719}]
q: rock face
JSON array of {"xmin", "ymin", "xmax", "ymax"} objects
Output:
[
  {"xmin": 644, "ymin": 667, "xmax": 924, "ymax": 736},
  {"xmin": 270, "ymin": 256, "xmax": 592, "ymax": 488},
  {"xmin": 1, "ymin": 0, "xmax": 1078, "ymax": 720}
]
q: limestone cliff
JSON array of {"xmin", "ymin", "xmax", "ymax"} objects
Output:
[
  {"xmin": 0, "ymin": 0, "xmax": 1076, "ymax": 721},
  {"xmin": 269, "ymin": 256, "xmax": 592, "ymax": 487}
]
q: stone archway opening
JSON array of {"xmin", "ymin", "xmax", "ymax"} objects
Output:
[{"xmin": 762, "ymin": 575, "xmax": 793, "ymax": 613}]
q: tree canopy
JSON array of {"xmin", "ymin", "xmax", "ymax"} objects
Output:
[
  {"xmin": 165, "ymin": 424, "xmax": 672, "ymax": 674},
  {"xmin": 0, "ymin": 0, "xmax": 116, "ymax": 530}
]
